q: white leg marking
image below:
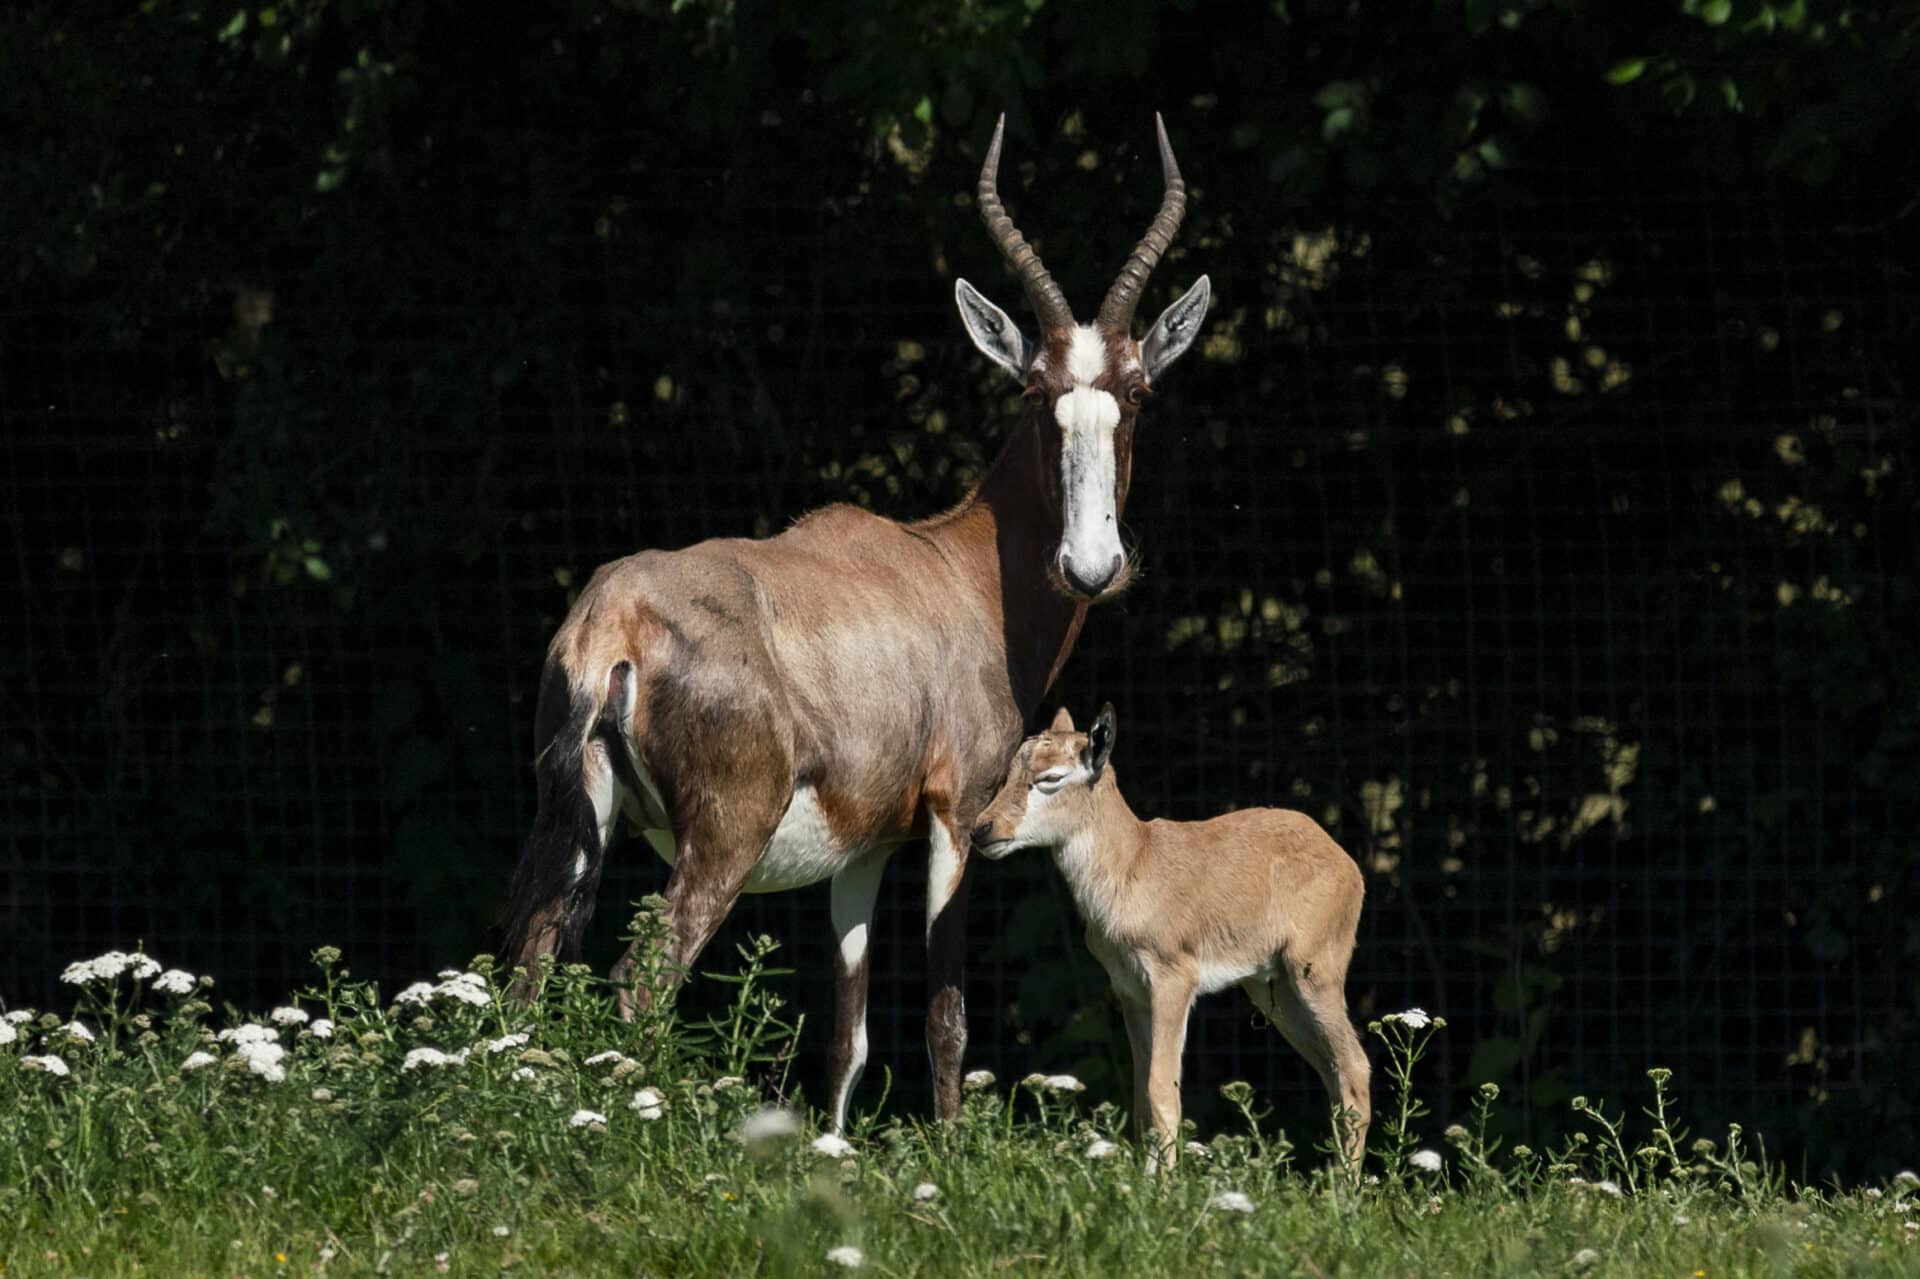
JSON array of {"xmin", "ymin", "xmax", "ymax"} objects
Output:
[
  {"xmin": 828, "ymin": 854, "xmax": 888, "ymax": 1133},
  {"xmin": 925, "ymin": 818, "xmax": 964, "ymax": 944}
]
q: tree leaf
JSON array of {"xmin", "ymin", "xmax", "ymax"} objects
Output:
[{"xmin": 1605, "ymin": 58, "xmax": 1648, "ymax": 85}]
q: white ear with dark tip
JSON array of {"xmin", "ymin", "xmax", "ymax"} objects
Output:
[
  {"xmin": 1141, "ymin": 275, "xmax": 1211, "ymax": 382},
  {"xmin": 955, "ymin": 278, "xmax": 1033, "ymax": 381}
]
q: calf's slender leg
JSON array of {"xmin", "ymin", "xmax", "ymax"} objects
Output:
[
  {"xmin": 1243, "ymin": 962, "xmax": 1371, "ymax": 1167},
  {"xmin": 1144, "ymin": 969, "xmax": 1198, "ymax": 1169},
  {"xmin": 1116, "ymin": 994, "xmax": 1153, "ymax": 1146}
]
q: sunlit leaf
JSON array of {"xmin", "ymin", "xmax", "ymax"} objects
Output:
[{"xmin": 1604, "ymin": 58, "xmax": 1648, "ymax": 85}]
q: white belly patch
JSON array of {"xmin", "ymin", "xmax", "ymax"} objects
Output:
[{"xmin": 744, "ymin": 785, "xmax": 854, "ymax": 893}]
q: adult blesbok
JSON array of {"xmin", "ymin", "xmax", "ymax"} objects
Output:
[
  {"xmin": 971, "ymin": 705, "xmax": 1371, "ymax": 1167},
  {"xmin": 501, "ymin": 114, "xmax": 1211, "ymax": 1130}
]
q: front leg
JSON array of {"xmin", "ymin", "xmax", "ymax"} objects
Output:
[
  {"xmin": 1145, "ymin": 969, "xmax": 1198, "ymax": 1170},
  {"xmin": 924, "ymin": 807, "xmax": 973, "ymax": 1120},
  {"xmin": 1117, "ymin": 994, "xmax": 1153, "ymax": 1146},
  {"xmin": 826, "ymin": 852, "xmax": 890, "ymax": 1133}
]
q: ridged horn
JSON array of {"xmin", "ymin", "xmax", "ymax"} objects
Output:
[
  {"xmin": 1096, "ymin": 113, "xmax": 1188, "ymax": 333},
  {"xmin": 976, "ymin": 114, "xmax": 1074, "ymax": 334}
]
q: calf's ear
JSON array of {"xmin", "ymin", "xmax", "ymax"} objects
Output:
[
  {"xmin": 1086, "ymin": 703, "xmax": 1116, "ymax": 778},
  {"xmin": 1048, "ymin": 706, "xmax": 1076, "ymax": 734}
]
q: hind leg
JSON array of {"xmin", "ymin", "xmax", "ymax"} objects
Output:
[
  {"xmin": 1243, "ymin": 964, "xmax": 1371, "ymax": 1168},
  {"xmin": 608, "ymin": 797, "xmax": 784, "ymax": 1021}
]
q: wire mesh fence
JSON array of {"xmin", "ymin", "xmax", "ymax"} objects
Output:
[{"xmin": 2, "ymin": 140, "xmax": 1912, "ymax": 1171}]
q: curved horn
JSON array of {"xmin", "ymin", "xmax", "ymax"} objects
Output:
[
  {"xmin": 976, "ymin": 114, "xmax": 1074, "ymax": 334},
  {"xmin": 1097, "ymin": 113, "xmax": 1188, "ymax": 333}
]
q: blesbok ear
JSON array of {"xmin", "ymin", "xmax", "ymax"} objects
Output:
[
  {"xmin": 1048, "ymin": 706, "xmax": 1076, "ymax": 734},
  {"xmin": 1140, "ymin": 274, "xmax": 1211, "ymax": 382},
  {"xmin": 954, "ymin": 278, "xmax": 1033, "ymax": 382},
  {"xmin": 1085, "ymin": 702, "xmax": 1116, "ymax": 778}
]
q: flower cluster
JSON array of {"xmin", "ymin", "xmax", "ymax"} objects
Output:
[
  {"xmin": 59, "ymin": 951, "xmax": 161, "ymax": 986},
  {"xmin": 394, "ymin": 970, "xmax": 491, "ymax": 1009}
]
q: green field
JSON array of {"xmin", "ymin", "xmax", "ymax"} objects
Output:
[{"xmin": 4, "ymin": 919, "xmax": 1916, "ymax": 1277}]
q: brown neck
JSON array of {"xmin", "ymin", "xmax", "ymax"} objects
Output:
[{"xmin": 922, "ymin": 409, "xmax": 1116, "ymax": 719}]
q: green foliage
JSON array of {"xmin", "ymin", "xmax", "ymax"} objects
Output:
[{"xmin": 6, "ymin": 948, "xmax": 1920, "ymax": 1275}]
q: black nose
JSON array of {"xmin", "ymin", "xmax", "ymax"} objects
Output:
[
  {"xmin": 969, "ymin": 823, "xmax": 993, "ymax": 847},
  {"xmin": 1061, "ymin": 554, "xmax": 1122, "ymax": 597}
]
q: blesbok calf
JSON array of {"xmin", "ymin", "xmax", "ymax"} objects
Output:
[
  {"xmin": 972, "ymin": 705, "xmax": 1371, "ymax": 1166},
  {"xmin": 501, "ymin": 115, "xmax": 1213, "ymax": 1131}
]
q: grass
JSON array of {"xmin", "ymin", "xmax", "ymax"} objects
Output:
[{"xmin": 3, "ymin": 905, "xmax": 1916, "ymax": 1277}]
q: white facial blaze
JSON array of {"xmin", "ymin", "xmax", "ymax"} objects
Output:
[{"xmin": 1054, "ymin": 326, "xmax": 1124, "ymax": 589}]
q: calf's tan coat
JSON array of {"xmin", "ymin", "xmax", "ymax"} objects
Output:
[{"xmin": 972, "ymin": 705, "xmax": 1370, "ymax": 1165}]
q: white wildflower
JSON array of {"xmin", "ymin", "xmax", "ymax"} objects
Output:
[
  {"xmin": 1184, "ymin": 1140, "xmax": 1211, "ymax": 1160},
  {"xmin": 487, "ymin": 1032, "xmax": 530, "ymax": 1055},
  {"xmin": 269, "ymin": 1006, "xmax": 310, "ymax": 1027},
  {"xmin": 568, "ymin": 1109, "xmax": 608, "ymax": 1129},
  {"xmin": 491, "ymin": 1225, "xmax": 511, "ymax": 1238},
  {"xmin": 1085, "ymin": 1139, "xmax": 1120, "ymax": 1159},
  {"xmin": 62, "ymin": 1021, "xmax": 96, "ymax": 1044},
  {"xmin": 1384, "ymin": 1008, "xmax": 1432, "ymax": 1029},
  {"xmin": 310, "ymin": 1019, "xmax": 335, "ymax": 1040},
  {"xmin": 1673, "ymin": 1214, "xmax": 1690, "ymax": 1225},
  {"xmin": 181, "ymin": 1051, "xmax": 218, "ymax": 1072},
  {"xmin": 434, "ymin": 979, "xmax": 490, "ymax": 1007},
  {"xmin": 1041, "ymin": 1074, "xmax": 1085, "ymax": 1093},
  {"xmin": 61, "ymin": 951, "xmax": 133, "ymax": 985},
  {"xmin": 22, "ymin": 1054, "xmax": 71, "ymax": 1077},
  {"xmin": 437, "ymin": 969, "xmax": 465, "ymax": 981},
  {"xmin": 1896, "ymin": 1171, "xmax": 1920, "ymax": 1189},
  {"xmin": 630, "ymin": 1088, "xmax": 665, "ymax": 1120},
  {"xmin": 912, "ymin": 1182, "xmax": 940, "ymax": 1202},
  {"xmin": 1409, "ymin": 1149, "xmax": 1444, "ymax": 1173},
  {"xmin": 1866, "ymin": 1188, "xmax": 1884, "ymax": 1200},
  {"xmin": 510, "ymin": 1066, "xmax": 536, "ymax": 1081},
  {"xmin": 217, "ymin": 1023, "xmax": 279, "ymax": 1047},
  {"xmin": 402, "ymin": 1047, "xmax": 469, "ymax": 1072},
  {"xmin": 153, "ymin": 969, "xmax": 197, "ymax": 995},
  {"xmin": 825, "ymin": 1245, "xmax": 864, "ymax": 1269},
  {"xmin": 318, "ymin": 1246, "xmax": 336, "ymax": 1262},
  {"xmin": 810, "ymin": 1133, "xmax": 855, "ymax": 1158},
  {"xmin": 736, "ymin": 1107, "xmax": 803, "ymax": 1144},
  {"xmin": 1571, "ymin": 1248, "xmax": 1600, "ymax": 1268},
  {"xmin": 4, "ymin": 1010, "xmax": 33, "ymax": 1024},
  {"xmin": 128, "ymin": 954, "xmax": 161, "ymax": 980},
  {"xmin": 311, "ymin": 1087, "xmax": 333, "ymax": 1102},
  {"xmin": 1592, "ymin": 1178, "xmax": 1623, "ymax": 1198},
  {"xmin": 712, "ymin": 1075, "xmax": 745, "ymax": 1092},
  {"xmin": 962, "ymin": 1069, "xmax": 996, "ymax": 1090},
  {"xmin": 394, "ymin": 981, "xmax": 436, "ymax": 1007},
  {"xmin": 1207, "ymin": 1191, "xmax": 1255, "ymax": 1214},
  {"xmin": 0, "ymin": 1021, "xmax": 15, "ymax": 1047},
  {"xmin": 238, "ymin": 1041, "xmax": 288, "ymax": 1083},
  {"xmin": 584, "ymin": 1050, "xmax": 631, "ymax": 1067}
]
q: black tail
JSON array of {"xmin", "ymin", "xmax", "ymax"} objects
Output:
[{"xmin": 501, "ymin": 663, "xmax": 613, "ymax": 965}]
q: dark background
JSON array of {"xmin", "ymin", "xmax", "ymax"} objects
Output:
[{"xmin": 3, "ymin": 0, "xmax": 1915, "ymax": 1176}]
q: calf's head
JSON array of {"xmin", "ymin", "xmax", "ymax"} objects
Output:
[
  {"xmin": 954, "ymin": 115, "xmax": 1211, "ymax": 603},
  {"xmin": 971, "ymin": 704, "xmax": 1117, "ymax": 858}
]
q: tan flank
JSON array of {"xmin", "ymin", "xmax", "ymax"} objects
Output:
[{"xmin": 973, "ymin": 704, "xmax": 1370, "ymax": 1167}]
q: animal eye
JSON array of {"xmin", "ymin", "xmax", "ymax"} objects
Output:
[{"xmin": 1126, "ymin": 385, "xmax": 1147, "ymax": 406}]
